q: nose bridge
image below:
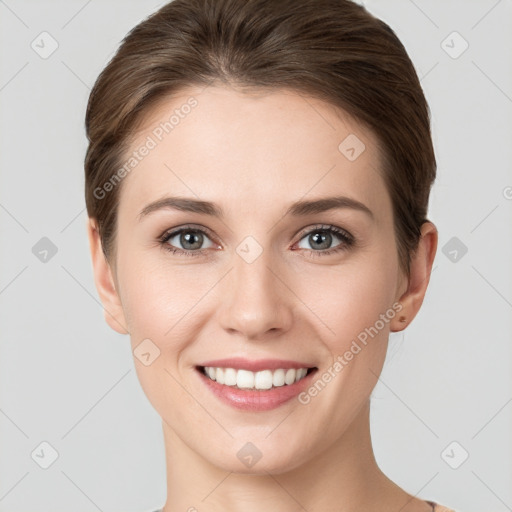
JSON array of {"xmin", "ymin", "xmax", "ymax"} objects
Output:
[{"xmin": 217, "ymin": 236, "xmax": 292, "ymax": 338}]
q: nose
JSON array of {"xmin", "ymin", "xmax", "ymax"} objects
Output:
[{"xmin": 217, "ymin": 244, "xmax": 293, "ymax": 340}]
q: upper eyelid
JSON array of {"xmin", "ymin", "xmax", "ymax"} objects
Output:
[
  {"xmin": 295, "ymin": 224, "xmax": 352, "ymax": 241},
  {"xmin": 160, "ymin": 223, "xmax": 216, "ymax": 240}
]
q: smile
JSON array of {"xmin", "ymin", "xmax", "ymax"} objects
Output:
[
  {"xmin": 195, "ymin": 364, "xmax": 319, "ymax": 411},
  {"xmin": 199, "ymin": 366, "xmax": 316, "ymax": 390}
]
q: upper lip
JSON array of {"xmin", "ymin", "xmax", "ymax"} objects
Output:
[{"xmin": 198, "ymin": 357, "xmax": 316, "ymax": 372}]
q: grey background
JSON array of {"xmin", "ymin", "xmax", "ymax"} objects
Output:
[{"xmin": 0, "ymin": 1, "xmax": 511, "ymax": 511}]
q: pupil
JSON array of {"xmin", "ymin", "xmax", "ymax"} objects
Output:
[
  {"xmin": 181, "ymin": 231, "xmax": 202, "ymax": 250},
  {"xmin": 311, "ymin": 231, "xmax": 331, "ymax": 250}
]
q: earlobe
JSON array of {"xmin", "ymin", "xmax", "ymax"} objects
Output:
[
  {"xmin": 86, "ymin": 218, "xmax": 130, "ymax": 335},
  {"xmin": 390, "ymin": 222, "xmax": 438, "ymax": 332}
]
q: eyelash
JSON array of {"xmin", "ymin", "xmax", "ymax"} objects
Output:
[{"xmin": 158, "ymin": 223, "xmax": 355, "ymax": 258}]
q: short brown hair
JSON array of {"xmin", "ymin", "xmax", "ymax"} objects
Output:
[{"xmin": 84, "ymin": 0, "xmax": 436, "ymax": 276}]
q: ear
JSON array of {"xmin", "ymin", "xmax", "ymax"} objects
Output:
[
  {"xmin": 390, "ymin": 221, "xmax": 438, "ymax": 332},
  {"xmin": 86, "ymin": 217, "xmax": 129, "ymax": 335}
]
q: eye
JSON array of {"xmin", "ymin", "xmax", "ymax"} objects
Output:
[
  {"xmin": 295, "ymin": 224, "xmax": 354, "ymax": 256},
  {"xmin": 158, "ymin": 223, "xmax": 355, "ymax": 258},
  {"xmin": 159, "ymin": 225, "xmax": 218, "ymax": 256}
]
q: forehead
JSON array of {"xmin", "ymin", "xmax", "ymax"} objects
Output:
[{"xmin": 118, "ymin": 85, "xmax": 389, "ymax": 221}]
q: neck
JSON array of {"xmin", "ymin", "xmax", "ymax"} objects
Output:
[{"xmin": 161, "ymin": 401, "xmax": 425, "ymax": 512}]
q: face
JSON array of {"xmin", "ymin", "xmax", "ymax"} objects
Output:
[{"xmin": 90, "ymin": 85, "xmax": 423, "ymax": 474}]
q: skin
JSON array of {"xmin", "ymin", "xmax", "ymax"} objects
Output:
[{"xmin": 88, "ymin": 84, "xmax": 437, "ymax": 512}]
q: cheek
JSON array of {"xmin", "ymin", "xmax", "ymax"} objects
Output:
[
  {"xmin": 116, "ymin": 255, "xmax": 208, "ymax": 410},
  {"xmin": 293, "ymin": 249, "xmax": 400, "ymax": 350},
  {"xmin": 116, "ymin": 247, "xmax": 224, "ymax": 364},
  {"xmin": 120, "ymin": 260, "xmax": 196, "ymax": 340}
]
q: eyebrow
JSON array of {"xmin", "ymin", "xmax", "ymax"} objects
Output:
[{"xmin": 138, "ymin": 195, "xmax": 374, "ymax": 221}]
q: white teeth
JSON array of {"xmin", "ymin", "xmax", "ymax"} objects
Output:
[
  {"xmin": 202, "ymin": 366, "xmax": 311, "ymax": 390},
  {"xmin": 224, "ymin": 368, "xmax": 237, "ymax": 386},
  {"xmin": 237, "ymin": 369, "xmax": 254, "ymax": 389},
  {"xmin": 296, "ymin": 368, "xmax": 307, "ymax": 381},
  {"xmin": 254, "ymin": 370, "xmax": 273, "ymax": 390},
  {"xmin": 216, "ymin": 367, "xmax": 225, "ymax": 385},
  {"xmin": 272, "ymin": 369, "xmax": 285, "ymax": 387},
  {"xmin": 285, "ymin": 368, "xmax": 296, "ymax": 385}
]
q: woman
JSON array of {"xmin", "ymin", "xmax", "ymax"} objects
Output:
[{"xmin": 84, "ymin": 0, "xmax": 454, "ymax": 510}]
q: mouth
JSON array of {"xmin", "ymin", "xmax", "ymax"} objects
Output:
[
  {"xmin": 195, "ymin": 365, "xmax": 318, "ymax": 391},
  {"xmin": 193, "ymin": 356, "xmax": 319, "ymax": 411}
]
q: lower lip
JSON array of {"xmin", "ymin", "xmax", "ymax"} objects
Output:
[{"xmin": 196, "ymin": 367, "xmax": 318, "ymax": 411}]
